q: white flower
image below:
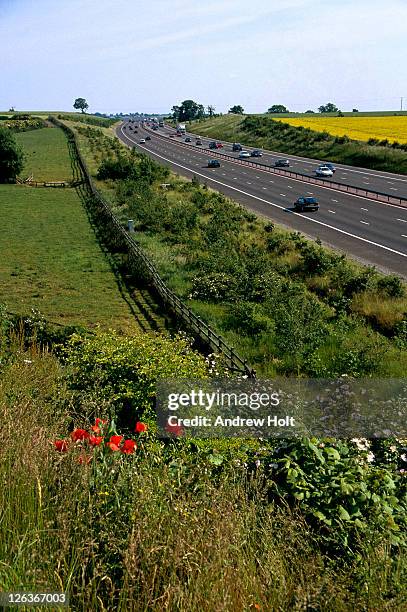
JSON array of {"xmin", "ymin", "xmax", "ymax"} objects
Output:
[
  {"xmin": 255, "ymin": 459, "xmax": 261, "ymax": 468},
  {"xmin": 366, "ymin": 452, "xmax": 375, "ymax": 463}
]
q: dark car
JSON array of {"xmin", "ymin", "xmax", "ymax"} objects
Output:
[
  {"xmin": 195, "ymin": 139, "xmax": 202, "ymax": 145},
  {"xmin": 274, "ymin": 159, "xmax": 290, "ymax": 167},
  {"xmin": 232, "ymin": 142, "xmax": 242, "ymax": 151},
  {"xmin": 208, "ymin": 159, "xmax": 220, "ymax": 168},
  {"xmin": 145, "ymin": 135, "xmax": 151, "ymax": 140},
  {"xmin": 251, "ymin": 149, "xmax": 262, "ymax": 157},
  {"xmin": 185, "ymin": 137, "xmax": 192, "ymax": 142},
  {"xmin": 209, "ymin": 141, "xmax": 217, "ymax": 149},
  {"xmin": 294, "ymin": 197, "xmax": 319, "ymax": 212}
]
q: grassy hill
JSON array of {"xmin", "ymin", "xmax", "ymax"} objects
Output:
[{"xmin": 193, "ymin": 115, "xmax": 407, "ymax": 173}]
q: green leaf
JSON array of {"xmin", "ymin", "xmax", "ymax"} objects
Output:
[
  {"xmin": 338, "ymin": 505, "xmax": 351, "ymax": 521},
  {"xmin": 208, "ymin": 454, "xmax": 224, "ymax": 466}
]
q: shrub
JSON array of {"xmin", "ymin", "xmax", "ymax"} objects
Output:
[
  {"xmin": 0, "ymin": 127, "xmax": 24, "ymax": 182},
  {"xmin": 189, "ymin": 272, "xmax": 238, "ymax": 303},
  {"xmin": 224, "ymin": 302, "xmax": 273, "ymax": 336},
  {"xmin": 377, "ymin": 275, "xmax": 405, "ymax": 298}
]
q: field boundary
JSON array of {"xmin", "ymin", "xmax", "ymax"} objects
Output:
[
  {"xmin": 147, "ymin": 124, "xmax": 407, "ymax": 208},
  {"xmin": 49, "ymin": 116, "xmax": 256, "ymax": 377}
]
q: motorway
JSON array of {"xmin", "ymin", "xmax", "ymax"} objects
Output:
[
  {"xmin": 116, "ymin": 122, "xmax": 407, "ymax": 278},
  {"xmin": 162, "ymin": 123, "xmax": 407, "ymax": 200}
]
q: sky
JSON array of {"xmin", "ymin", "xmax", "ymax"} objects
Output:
[{"xmin": 1, "ymin": 0, "xmax": 406, "ymax": 114}]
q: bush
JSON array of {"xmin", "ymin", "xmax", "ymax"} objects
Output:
[
  {"xmin": 377, "ymin": 275, "xmax": 405, "ymax": 298},
  {"xmin": 63, "ymin": 330, "xmax": 210, "ymax": 425},
  {"xmin": 0, "ymin": 127, "xmax": 24, "ymax": 182},
  {"xmin": 189, "ymin": 272, "xmax": 238, "ymax": 302},
  {"xmin": 97, "ymin": 156, "xmax": 135, "ymax": 180}
]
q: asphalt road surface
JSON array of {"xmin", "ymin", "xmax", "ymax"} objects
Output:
[
  {"xmin": 117, "ymin": 122, "xmax": 407, "ymax": 278},
  {"xmin": 160, "ymin": 123, "xmax": 407, "ymax": 200}
]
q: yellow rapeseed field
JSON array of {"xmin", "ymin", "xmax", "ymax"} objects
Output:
[{"xmin": 274, "ymin": 116, "xmax": 407, "ymax": 144}]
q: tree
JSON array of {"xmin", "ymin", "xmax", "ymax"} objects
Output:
[
  {"xmin": 352, "ymin": 108, "xmax": 359, "ymax": 113},
  {"xmin": 318, "ymin": 102, "xmax": 338, "ymax": 113},
  {"xmin": 228, "ymin": 105, "xmax": 244, "ymax": 114},
  {"xmin": 305, "ymin": 109, "xmax": 315, "ymax": 114},
  {"xmin": 207, "ymin": 105, "xmax": 216, "ymax": 117},
  {"xmin": 73, "ymin": 97, "xmax": 89, "ymax": 113},
  {"xmin": 267, "ymin": 105, "xmax": 289, "ymax": 114},
  {"xmin": 173, "ymin": 100, "xmax": 205, "ymax": 122},
  {"xmin": 0, "ymin": 127, "xmax": 25, "ymax": 182}
]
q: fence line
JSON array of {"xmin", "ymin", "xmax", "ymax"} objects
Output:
[{"xmin": 49, "ymin": 116, "xmax": 256, "ymax": 378}]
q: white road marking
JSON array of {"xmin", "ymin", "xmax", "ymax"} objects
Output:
[
  {"xmin": 390, "ymin": 188, "xmax": 398, "ymax": 191},
  {"xmin": 262, "ymin": 187, "xmax": 267, "ymax": 189},
  {"xmin": 402, "ymin": 234, "xmax": 407, "ymax": 238},
  {"xmin": 280, "ymin": 193, "xmax": 286, "ymax": 197},
  {"xmin": 397, "ymin": 218, "xmax": 407, "ymax": 222},
  {"xmin": 247, "ymin": 181, "xmax": 252, "ymax": 184},
  {"xmin": 287, "ymin": 186, "xmax": 293, "ymax": 189},
  {"xmin": 331, "ymin": 199, "xmax": 338, "ymax": 202},
  {"xmin": 119, "ymin": 126, "xmax": 407, "ymax": 258},
  {"xmin": 361, "ymin": 207, "xmax": 369, "ymax": 211},
  {"xmin": 307, "ymin": 192, "xmax": 313, "ymax": 195},
  {"xmin": 328, "ymin": 210, "xmax": 336, "ymax": 214},
  {"xmin": 360, "ymin": 220, "xmax": 370, "ymax": 225}
]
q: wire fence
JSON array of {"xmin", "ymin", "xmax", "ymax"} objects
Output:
[{"xmin": 50, "ymin": 116, "xmax": 256, "ymax": 378}]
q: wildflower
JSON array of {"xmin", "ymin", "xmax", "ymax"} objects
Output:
[
  {"xmin": 109, "ymin": 435, "xmax": 123, "ymax": 446},
  {"xmin": 88, "ymin": 435, "xmax": 103, "ymax": 447},
  {"xmin": 366, "ymin": 451, "xmax": 375, "ymax": 463},
  {"xmin": 106, "ymin": 442, "xmax": 121, "ymax": 452},
  {"xmin": 122, "ymin": 439, "xmax": 137, "ymax": 454},
  {"xmin": 91, "ymin": 418, "xmax": 107, "ymax": 434},
  {"xmin": 71, "ymin": 429, "xmax": 89, "ymax": 442},
  {"xmin": 165, "ymin": 422, "xmax": 184, "ymax": 437},
  {"xmin": 54, "ymin": 440, "xmax": 68, "ymax": 452},
  {"xmin": 255, "ymin": 459, "xmax": 261, "ymax": 469},
  {"xmin": 401, "ymin": 454, "xmax": 407, "ymax": 462},
  {"xmin": 135, "ymin": 421, "xmax": 147, "ymax": 433}
]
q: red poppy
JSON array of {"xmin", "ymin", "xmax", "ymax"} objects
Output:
[
  {"xmin": 71, "ymin": 428, "xmax": 89, "ymax": 441},
  {"xmin": 88, "ymin": 435, "xmax": 103, "ymax": 447},
  {"xmin": 165, "ymin": 423, "xmax": 184, "ymax": 437},
  {"xmin": 109, "ymin": 435, "xmax": 123, "ymax": 446},
  {"xmin": 54, "ymin": 439, "xmax": 68, "ymax": 452},
  {"xmin": 121, "ymin": 439, "xmax": 137, "ymax": 454},
  {"xmin": 135, "ymin": 422, "xmax": 147, "ymax": 433},
  {"xmin": 95, "ymin": 418, "xmax": 107, "ymax": 427},
  {"xmin": 106, "ymin": 442, "xmax": 121, "ymax": 452}
]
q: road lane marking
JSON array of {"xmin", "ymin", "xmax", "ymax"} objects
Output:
[
  {"xmin": 396, "ymin": 218, "xmax": 407, "ymax": 222},
  {"xmin": 402, "ymin": 234, "xmax": 407, "ymax": 238},
  {"xmin": 360, "ymin": 220, "xmax": 370, "ymax": 225},
  {"xmin": 119, "ymin": 126, "xmax": 407, "ymax": 259},
  {"xmin": 361, "ymin": 207, "xmax": 369, "ymax": 211},
  {"xmin": 328, "ymin": 210, "xmax": 336, "ymax": 214},
  {"xmin": 331, "ymin": 199, "xmax": 338, "ymax": 202},
  {"xmin": 139, "ymin": 127, "xmax": 407, "ymax": 209},
  {"xmin": 280, "ymin": 193, "xmax": 286, "ymax": 197}
]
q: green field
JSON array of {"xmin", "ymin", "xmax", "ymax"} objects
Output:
[
  {"xmin": 15, "ymin": 127, "xmax": 73, "ymax": 182},
  {"xmin": 0, "ymin": 185, "xmax": 148, "ymax": 331}
]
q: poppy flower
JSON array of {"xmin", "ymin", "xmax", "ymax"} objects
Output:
[
  {"xmin": 88, "ymin": 435, "xmax": 103, "ymax": 447},
  {"xmin": 109, "ymin": 435, "xmax": 123, "ymax": 446},
  {"xmin": 54, "ymin": 439, "xmax": 68, "ymax": 452},
  {"xmin": 121, "ymin": 439, "xmax": 137, "ymax": 454},
  {"xmin": 92, "ymin": 418, "xmax": 107, "ymax": 433},
  {"xmin": 135, "ymin": 421, "xmax": 148, "ymax": 433},
  {"xmin": 106, "ymin": 442, "xmax": 121, "ymax": 452},
  {"xmin": 165, "ymin": 423, "xmax": 184, "ymax": 437},
  {"xmin": 71, "ymin": 429, "xmax": 89, "ymax": 441}
]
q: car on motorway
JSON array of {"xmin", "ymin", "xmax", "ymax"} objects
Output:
[
  {"xmin": 140, "ymin": 139, "xmax": 146, "ymax": 143},
  {"xmin": 145, "ymin": 135, "xmax": 151, "ymax": 140},
  {"xmin": 209, "ymin": 141, "xmax": 217, "ymax": 149},
  {"xmin": 274, "ymin": 159, "xmax": 290, "ymax": 168},
  {"xmin": 207, "ymin": 159, "xmax": 220, "ymax": 168},
  {"xmin": 216, "ymin": 142, "xmax": 223, "ymax": 148},
  {"xmin": 238, "ymin": 151, "xmax": 251, "ymax": 159},
  {"xmin": 232, "ymin": 143, "xmax": 243, "ymax": 151},
  {"xmin": 251, "ymin": 150, "xmax": 262, "ymax": 157},
  {"xmin": 294, "ymin": 197, "xmax": 319, "ymax": 212},
  {"xmin": 324, "ymin": 163, "xmax": 336, "ymax": 173},
  {"xmin": 169, "ymin": 134, "xmax": 175, "ymax": 138},
  {"xmin": 315, "ymin": 165, "xmax": 334, "ymax": 177},
  {"xmin": 185, "ymin": 137, "xmax": 192, "ymax": 142},
  {"xmin": 195, "ymin": 139, "xmax": 202, "ymax": 145}
]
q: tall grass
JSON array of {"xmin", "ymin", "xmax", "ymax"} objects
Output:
[{"xmin": 1, "ymin": 346, "xmax": 405, "ymax": 611}]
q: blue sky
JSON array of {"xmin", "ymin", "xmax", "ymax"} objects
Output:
[{"xmin": 1, "ymin": 0, "xmax": 406, "ymax": 114}]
